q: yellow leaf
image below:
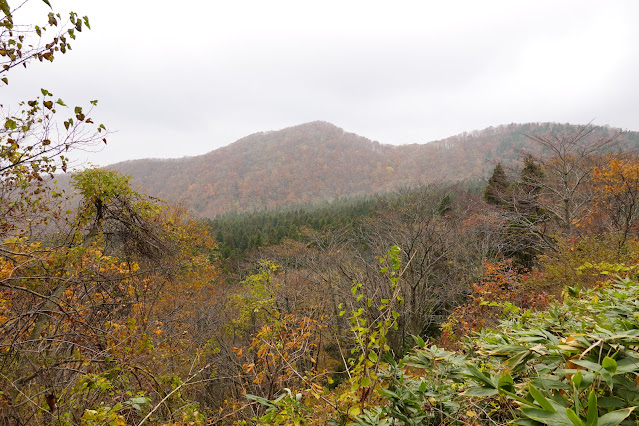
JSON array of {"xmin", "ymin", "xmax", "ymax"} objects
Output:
[{"xmin": 348, "ymin": 406, "xmax": 361, "ymax": 417}]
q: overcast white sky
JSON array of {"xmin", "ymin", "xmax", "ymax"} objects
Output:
[{"xmin": 4, "ymin": 0, "xmax": 639, "ymax": 166}]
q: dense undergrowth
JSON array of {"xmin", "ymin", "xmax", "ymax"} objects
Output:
[{"xmin": 249, "ymin": 262, "xmax": 639, "ymax": 425}]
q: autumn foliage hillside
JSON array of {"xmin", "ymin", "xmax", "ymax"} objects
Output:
[{"xmin": 108, "ymin": 121, "xmax": 639, "ymax": 218}]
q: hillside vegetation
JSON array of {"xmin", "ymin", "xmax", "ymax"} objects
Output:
[
  {"xmin": 109, "ymin": 121, "xmax": 638, "ymax": 218},
  {"xmin": 5, "ymin": 2, "xmax": 639, "ymax": 425}
]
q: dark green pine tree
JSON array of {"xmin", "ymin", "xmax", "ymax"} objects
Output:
[
  {"xmin": 508, "ymin": 155, "xmax": 546, "ymax": 270},
  {"xmin": 437, "ymin": 194, "xmax": 453, "ymax": 216},
  {"xmin": 484, "ymin": 163, "xmax": 510, "ymax": 205},
  {"xmin": 519, "ymin": 154, "xmax": 544, "ymax": 201}
]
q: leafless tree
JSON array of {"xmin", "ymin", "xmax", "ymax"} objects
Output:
[{"xmin": 523, "ymin": 123, "xmax": 621, "ymax": 237}]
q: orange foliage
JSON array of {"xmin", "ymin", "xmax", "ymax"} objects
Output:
[
  {"xmin": 593, "ymin": 157, "xmax": 639, "ymax": 197},
  {"xmin": 0, "ymin": 203, "xmax": 219, "ymax": 422},
  {"xmin": 589, "ymin": 156, "xmax": 639, "ymax": 239},
  {"xmin": 234, "ymin": 312, "xmax": 327, "ymax": 401},
  {"xmin": 441, "ymin": 260, "xmax": 550, "ymax": 347}
]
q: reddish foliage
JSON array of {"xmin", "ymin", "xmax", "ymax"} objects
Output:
[{"xmin": 440, "ymin": 260, "xmax": 550, "ymax": 347}]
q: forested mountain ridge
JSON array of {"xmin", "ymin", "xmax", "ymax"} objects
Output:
[{"xmin": 108, "ymin": 121, "xmax": 637, "ymax": 217}]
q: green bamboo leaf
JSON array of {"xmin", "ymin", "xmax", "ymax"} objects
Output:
[
  {"xmin": 498, "ymin": 372, "xmax": 514, "ymax": 391},
  {"xmin": 597, "ymin": 397, "xmax": 625, "ymax": 409},
  {"xmin": 601, "ymin": 370, "xmax": 613, "ymax": 389},
  {"xmin": 506, "ymin": 350, "xmax": 533, "ymax": 372},
  {"xmin": 520, "ymin": 407, "xmax": 572, "ymax": 425},
  {"xmin": 531, "ymin": 377, "xmax": 571, "ymax": 390},
  {"xmin": 565, "ymin": 408, "xmax": 583, "ymax": 426},
  {"xmin": 412, "ymin": 335, "xmax": 425, "ymax": 348},
  {"xmin": 571, "ymin": 371, "xmax": 583, "ymax": 388},
  {"xmin": 529, "ymin": 384, "xmax": 556, "ymax": 413},
  {"xmin": 586, "ymin": 391, "xmax": 597, "ymax": 426},
  {"xmin": 570, "ymin": 359, "xmax": 603, "ymax": 372},
  {"xmin": 465, "ymin": 364, "xmax": 496, "ymax": 388},
  {"xmin": 464, "ymin": 386, "xmax": 499, "ymax": 397},
  {"xmin": 597, "ymin": 407, "xmax": 636, "ymax": 426},
  {"xmin": 615, "ymin": 357, "xmax": 639, "ymax": 374}
]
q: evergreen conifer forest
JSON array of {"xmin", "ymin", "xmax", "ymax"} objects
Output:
[{"xmin": 3, "ymin": 1, "xmax": 639, "ymax": 425}]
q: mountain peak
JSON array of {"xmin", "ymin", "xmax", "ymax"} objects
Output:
[
  {"xmin": 290, "ymin": 121, "xmax": 343, "ymax": 131},
  {"xmin": 108, "ymin": 122, "xmax": 639, "ymax": 218}
]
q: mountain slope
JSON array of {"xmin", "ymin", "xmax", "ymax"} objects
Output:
[{"xmin": 108, "ymin": 121, "xmax": 638, "ymax": 218}]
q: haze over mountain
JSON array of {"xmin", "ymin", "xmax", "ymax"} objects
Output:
[{"xmin": 105, "ymin": 121, "xmax": 637, "ymax": 218}]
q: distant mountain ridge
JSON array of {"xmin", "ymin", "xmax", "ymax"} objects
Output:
[{"xmin": 105, "ymin": 121, "xmax": 639, "ymax": 218}]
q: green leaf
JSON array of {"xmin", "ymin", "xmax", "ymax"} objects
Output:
[
  {"xmin": 245, "ymin": 393, "xmax": 275, "ymax": 408},
  {"xmin": 56, "ymin": 98, "xmax": 66, "ymax": 106},
  {"xmin": 40, "ymin": 88, "xmax": 50, "ymax": 96},
  {"xmin": 602, "ymin": 356, "xmax": 617, "ymax": 374},
  {"xmin": 597, "ymin": 407, "xmax": 636, "ymax": 426},
  {"xmin": 601, "ymin": 370, "xmax": 613, "ymax": 389},
  {"xmin": 529, "ymin": 384, "xmax": 556, "ymax": 413},
  {"xmin": 571, "ymin": 371, "xmax": 583, "ymax": 388},
  {"xmin": 412, "ymin": 335, "xmax": 425, "ymax": 348},
  {"xmin": 4, "ymin": 118, "xmax": 17, "ymax": 130},
  {"xmin": 498, "ymin": 372, "xmax": 514, "ymax": 391},
  {"xmin": 41, "ymin": 0, "xmax": 52, "ymax": 7},
  {"xmin": 565, "ymin": 408, "xmax": 583, "ymax": 426},
  {"xmin": 597, "ymin": 397, "xmax": 625, "ymax": 409},
  {"xmin": 570, "ymin": 359, "xmax": 602, "ymax": 372},
  {"xmin": 531, "ymin": 377, "xmax": 570, "ymax": 390},
  {"xmin": 464, "ymin": 386, "xmax": 499, "ymax": 397},
  {"xmin": 520, "ymin": 407, "xmax": 572, "ymax": 425},
  {"xmin": 0, "ymin": 0, "xmax": 10, "ymax": 18},
  {"xmin": 465, "ymin": 365, "xmax": 496, "ymax": 388},
  {"xmin": 615, "ymin": 357, "xmax": 639, "ymax": 374},
  {"xmin": 586, "ymin": 390, "xmax": 597, "ymax": 426}
]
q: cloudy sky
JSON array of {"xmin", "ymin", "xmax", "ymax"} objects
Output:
[{"xmin": 4, "ymin": 0, "xmax": 639, "ymax": 166}]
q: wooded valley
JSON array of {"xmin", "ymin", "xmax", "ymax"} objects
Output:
[{"xmin": 3, "ymin": 1, "xmax": 639, "ymax": 425}]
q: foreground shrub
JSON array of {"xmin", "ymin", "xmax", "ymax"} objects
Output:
[{"xmin": 252, "ymin": 273, "xmax": 639, "ymax": 425}]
